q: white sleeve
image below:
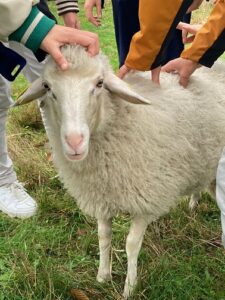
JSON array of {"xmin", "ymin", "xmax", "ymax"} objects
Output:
[{"xmin": 0, "ymin": 0, "xmax": 39, "ymax": 41}]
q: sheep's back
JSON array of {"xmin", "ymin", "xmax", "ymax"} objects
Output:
[{"xmin": 53, "ymin": 62, "xmax": 225, "ymax": 220}]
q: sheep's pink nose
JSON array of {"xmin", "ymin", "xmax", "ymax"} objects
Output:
[{"xmin": 66, "ymin": 133, "xmax": 84, "ymax": 150}]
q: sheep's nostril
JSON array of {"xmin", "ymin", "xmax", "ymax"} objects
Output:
[{"xmin": 66, "ymin": 133, "xmax": 84, "ymax": 151}]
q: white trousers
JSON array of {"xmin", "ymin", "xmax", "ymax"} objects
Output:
[
  {"xmin": 0, "ymin": 41, "xmax": 44, "ymax": 186},
  {"xmin": 216, "ymin": 147, "xmax": 225, "ymax": 248}
]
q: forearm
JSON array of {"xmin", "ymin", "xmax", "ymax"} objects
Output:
[
  {"xmin": 181, "ymin": 0, "xmax": 225, "ymax": 67},
  {"xmin": 9, "ymin": 5, "xmax": 55, "ymax": 53},
  {"xmin": 55, "ymin": 0, "xmax": 79, "ymax": 15},
  {"xmin": 125, "ymin": 0, "xmax": 193, "ymax": 71},
  {"xmin": 0, "ymin": 0, "xmax": 38, "ymax": 40}
]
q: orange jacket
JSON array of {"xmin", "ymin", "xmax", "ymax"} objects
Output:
[
  {"xmin": 182, "ymin": 0, "xmax": 225, "ymax": 67},
  {"xmin": 125, "ymin": 0, "xmax": 225, "ymax": 70}
]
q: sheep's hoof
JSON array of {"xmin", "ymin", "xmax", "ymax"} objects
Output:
[
  {"xmin": 123, "ymin": 283, "xmax": 134, "ymax": 299},
  {"xmin": 96, "ymin": 272, "xmax": 112, "ymax": 283}
]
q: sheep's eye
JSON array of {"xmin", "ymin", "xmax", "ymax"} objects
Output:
[{"xmin": 96, "ymin": 79, "xmax": 103, "ymax": 88}]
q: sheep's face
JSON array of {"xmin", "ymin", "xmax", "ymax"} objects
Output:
[
  {"xmin": 16, "ymin": 46, "xmax": 151, "ymax": 162},
  {"xmin": 41, "ymin": 56, "xmax": 106, "ymax": 162}
]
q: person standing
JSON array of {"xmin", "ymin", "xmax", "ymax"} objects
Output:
[{"xmin": 0, "ymin": 0, "xmax": 99, "ymax": 218}]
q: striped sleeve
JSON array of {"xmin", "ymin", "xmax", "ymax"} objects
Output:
[
  {"xmin": 181, "ymin": 0, "xmax": 225, "ymax": 67},
  {"xmin": 55, "ymin": 0, "xmax": 79, "ymax": 15},
  {"xmin": 125, "ymin": 0, "xmax": 193, "ymax": 71},
  {"xmin": 9, "ymin": 5, "xmax": 55, "ymax": 53}
]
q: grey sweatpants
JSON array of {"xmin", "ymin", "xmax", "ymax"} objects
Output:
[{"xmin": 0, "ymin": 41, "xmax": 44, "ymax": 186}]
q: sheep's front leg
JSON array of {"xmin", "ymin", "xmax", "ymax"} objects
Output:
[
  {"xmin": 123, "ymin": 216, "xmax": 148, "ymax": 299},
  {"xmin": 97, "ymin": 218, "xmax": 112, "ymax": 282},
  {"xmin": 189, "ymin": 192, "xmax": 201, "ymax": 211}
]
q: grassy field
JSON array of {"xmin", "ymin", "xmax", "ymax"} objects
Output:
[{"xmin": 1, "ymin": 1, "xmax": 225, "ymax": 300}]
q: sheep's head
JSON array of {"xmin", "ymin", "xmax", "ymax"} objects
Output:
[{"xmin": 15, "ymin": 45, "xmax": 150, "ymax": 161}]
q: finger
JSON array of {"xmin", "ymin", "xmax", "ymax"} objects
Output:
[
  {"xmin": 93, "ymin": 16, "xmax": 101, "ymax": 25},
  {"xmin": 182, "ymin": 28, "xmax": 188, "ymax": 44},
  {"xmin": 65, "ymin": 30, "xmax": 99, "ymax": 56},
  {"xmin": 118, "ymin": 65, "xmax": 129, "ymax": 79},
  {"xmin": 185, "ymin": 35, "xmax": 195, "ymax": 43},
  {"xmin": 50, "ymin": 47, "xmax": 69, "ymax": 70},
  {"xmin": 179, "ymin": 75, "xmax": 189, "ymax": 88},
  {"xmin": 177, "ymin": 22, "xmax": 198, "ymax": 35},
  {"xmin": 176, "ymin": 21, "xmax": 186, "ymax": 30},
  {"xmin": 85, "ymin": 6, "xmax": 99, "ymax": 26},
  {"xmin": 151, "ymin": 67, "xmax": 161, "ymax": 85},
  {"xmin": 88, "ymin": 15, "xmax": 99, "ymax": 26}
]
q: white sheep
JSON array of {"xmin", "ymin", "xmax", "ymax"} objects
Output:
[{"xmin": 16, "ymin": 45, "xmax": 225, "ymax": 298}]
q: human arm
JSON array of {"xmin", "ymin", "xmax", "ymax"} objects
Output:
[
  {"xmin": 177, "ymin": 22, "xmax": 203, "ymax": 43},
  {"xmin": 84, "ymin": 0, "xmax": 102, "ymax": 27},
  {"xmin": 0, "ymin": 0, "xmax": 37, "ymax": 40},
  {"xmin": 118, "ymin": 0, "xmax": 204, "ymax": 82},
  {"xmin": 56, "ymin": 0, "xmax": 80, "ymax": 29},
  {"xmin": 118, "ymin": 0, "xmax": 193, "ymax": 81},
  {"xmin": 163, "ymin": 0, "xmax": 225, "ymax": 87},
  {"xmin": 0, "ymin": 2, "xmax": 99, "ymax": 71}
]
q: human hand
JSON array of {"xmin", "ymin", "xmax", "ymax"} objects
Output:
[
  {"xmin": 151, "ymin": 66, "xmax": 161, "ymax": 85},
  {"xmin": 40, "ymin": 24, "xmax": 99, "ymax": 70},
  {"xmin": 177, "ymin": 21, "xmax": 203, "ymax": 43},
  {"xmin": 187, "ymin": 0, "xmax": 204, "ymax": 13},
  {"xmin": 118, "ymin": 64, "xmax": 131, "ymax": 79},
  {"xmin": 84, "ymin": 0, "xmax": 102, "ymax": 26},
  {"xmin": 118, "ymin": 65, "xmax": 161, "ymax": 85},
  {"xmin": 162, "ymin": 58, "xmax": 199, "ymax": 87},
  {"xmin": 62, "ymin": 12, "xmax": 81, "ymax": 29}
]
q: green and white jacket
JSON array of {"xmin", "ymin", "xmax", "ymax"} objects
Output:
[{"xmin": 0, "ymin": 0, "xmax": 79, "ymax": 53}]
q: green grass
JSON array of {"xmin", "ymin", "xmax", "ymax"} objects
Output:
[{"xmin": 2, "ymin": 2, "xmax": 225, "ymax": 300}]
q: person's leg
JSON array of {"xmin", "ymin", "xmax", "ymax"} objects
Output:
[
  {"xmin": 216, "ymin": 148, "xmax": 225, "ymax": 248},
  {"xmin": 0, "ymin": 76, "xmax": 16, "ymax": 186},
  {"xmin": 0, "ymin": 74, "xmax": 37, "ymax": 218},
  {"xmin": 112, "ymin": 0, "xmax": 139, "ymax": 67},
  {"xmin": 0, "ymin": 42, "xmax": 43, "ymax": 219}
]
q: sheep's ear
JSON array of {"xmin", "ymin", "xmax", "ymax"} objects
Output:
[
  {"xmin": 104, "ymin": 73, "xmax": 151, "ymax": 105},
  {"xmin": 14, "ymin": 78, "xmax": 47, "ymax": 106}
]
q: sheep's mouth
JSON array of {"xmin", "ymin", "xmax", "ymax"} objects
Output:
[{"xmin": 67, "ymin": 152, "xmax": 86, "ymax": 161}]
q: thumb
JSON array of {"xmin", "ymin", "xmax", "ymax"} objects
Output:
[{"xmin": 161, "ymin": 61, "xmax": 176, "ymax": 73}]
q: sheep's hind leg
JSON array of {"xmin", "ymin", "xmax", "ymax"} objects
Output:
[
  {"xmin": 97, "ymin": 218, "xmax": 112, "ymax": 282},
  {"xmin": 123, "ymin": 216, "xmax": 148, "ymax": 299}
]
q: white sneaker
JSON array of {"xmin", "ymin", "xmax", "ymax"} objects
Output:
[{"xmin": 0, "ymin": 181, "xmax": 37, "ymax": 218}]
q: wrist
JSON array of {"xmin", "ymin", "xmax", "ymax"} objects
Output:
[{"xmin": 9, "ymin": 5, "xmax": 55, "ymax": 53}]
